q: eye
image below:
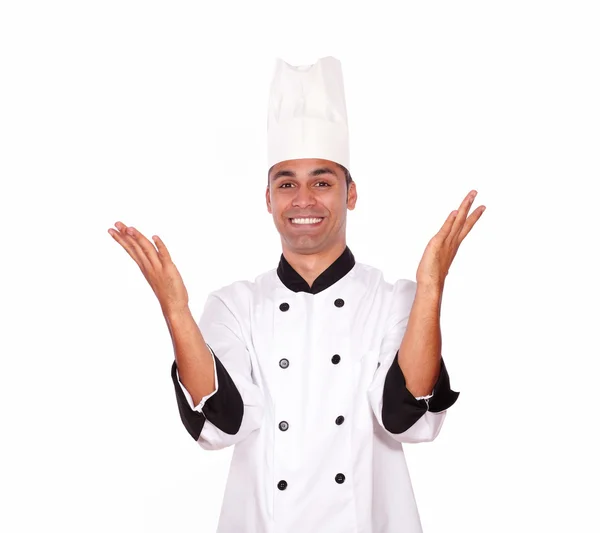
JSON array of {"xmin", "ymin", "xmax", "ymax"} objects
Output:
[
  {"xmin": 279, "ymin": 183, "xmax": 293, "ymax": 188},
  {"xmin": 315, "ymin": 181, "xmax": 331, "ymax": 187}
]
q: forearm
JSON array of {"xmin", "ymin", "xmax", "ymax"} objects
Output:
[
  {"xmin": 397, "ymin": 283, "xmax": 443, "ymax": 397},
  {"xmin": 164, "ymin": 307, "xmax": 216, "ymax": 406}
]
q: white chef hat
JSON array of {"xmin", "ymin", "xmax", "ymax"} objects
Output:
[{"xmin": 267, "ymin": 56, "xmax": 350, "ymax": 171}]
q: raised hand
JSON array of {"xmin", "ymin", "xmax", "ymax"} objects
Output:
[
  {"xmin": 108, "ymin": 222, "xmax": 189, "ymax": 316},
  {"xmin": 416, "ymin": 190, "xmax": 485, "ymax": 288}
]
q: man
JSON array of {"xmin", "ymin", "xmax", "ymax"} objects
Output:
[{"xmin": 108, "ymin": 56, "xmax": 485, "ymax": 532}]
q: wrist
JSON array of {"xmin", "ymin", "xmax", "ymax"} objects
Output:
[
  {"xmin": 416, "ymin": 280, "xmax": 444, "ymax": 297},
  {"xmin": 163, "ymin": 304, "xmax": 192, "ymax": 322}
]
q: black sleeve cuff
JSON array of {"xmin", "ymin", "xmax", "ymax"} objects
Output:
[
  {"xmin": 171, "ymin": 352, "xmax": 244, "ymax": 441},
  {"xmin": 381, "ymin": 353, "xmax": 460, "ymax": 434}
]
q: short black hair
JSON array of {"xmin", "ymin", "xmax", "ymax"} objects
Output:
[{"xmin": 337, "ymin": 163, "xmax": 353, "ymax": 190}]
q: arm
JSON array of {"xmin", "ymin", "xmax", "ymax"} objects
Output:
[
  {"xmin": 170, "ymin": 293, "xmax": 265, "ymax": 450},
  {"xmin": 367, "ymin": 279, "xmax": 459, "ymax": 443},
  {"xmin": 372, "ymin": 189, "xmax": 484, "ymax": 442},
  {"xmin": 106, "ymin": 224, "xmax": 264, "ymax": 449},
  {"xmin": 397, "ymin": 283, "xmax": 443, "ymax": 398},
  {"xmin": 166, "ymin": 307, "xmax": 217, "ymax": 405}
]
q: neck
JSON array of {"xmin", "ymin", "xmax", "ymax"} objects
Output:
[{"xmin": 281, "ymin": 240, "xmax": 347, "ymax": 288}]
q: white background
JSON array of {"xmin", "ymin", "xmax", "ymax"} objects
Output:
[{"xmin": 1, "ymin": 1, "xmax": 599, "ymax": 532}]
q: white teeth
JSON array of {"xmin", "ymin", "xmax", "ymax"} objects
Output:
[{"xmin": 291, "ymin": 217, "xmax": 323, "ymax": 225}]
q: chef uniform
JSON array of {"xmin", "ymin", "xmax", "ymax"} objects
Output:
[{"xmin": 170, "ymin": 56, "xmax": 459, "ymax": 533}]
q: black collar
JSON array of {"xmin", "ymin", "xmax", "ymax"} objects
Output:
[{"xmin": 276, "ymin": 246, "xmax": 356, "ymax": 294}]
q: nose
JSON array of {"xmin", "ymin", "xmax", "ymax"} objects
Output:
[{"xmin": 291, "ymin": 185, "xmax": 316, "ymax": 209}]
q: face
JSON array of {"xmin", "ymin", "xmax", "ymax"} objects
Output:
[{"xmin": 266, "ymin": 158, "xmax": 357, "ymax": 255}]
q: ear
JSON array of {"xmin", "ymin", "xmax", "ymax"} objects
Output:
[
  {"xmin": 346, "ymin": 181, "xmax": 357, "ymax": 210},
  {"xmin": 266, "ymin": 185, "xmax": 272, "ymax": 214}
]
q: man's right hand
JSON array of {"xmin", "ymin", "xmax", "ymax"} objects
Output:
[{"xmin": 108, "ymin": 221, "xmax": 189, "ymax": 316}]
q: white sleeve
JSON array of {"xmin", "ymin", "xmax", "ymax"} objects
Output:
[{"xmin": 414, "ymin": 393, "xmax": 434, "ymax": 401}]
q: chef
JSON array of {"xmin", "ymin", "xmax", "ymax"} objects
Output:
[{"xmin": 108, "ymin": 56, "xmax": 485, "ymax": 532}]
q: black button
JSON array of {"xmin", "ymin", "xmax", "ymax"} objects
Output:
[
  {"xmin": 334, "ymin": 298, "xmax": 345, "ymax": 308},
  {"xmin": 377, "ymin": 362, "xmax": 381, "ymax": 368},
  {"xmin": 335, "ymin": 473, "xmax": 345, "ymax": 484},
  {"xmin": 331, "ymin": 354, "xmax": 341, "ymax": 365},
  {"xmin": 278, "ymin": 480, "xmax": 287, "ymax": 490},
  {"xmin": 335, "ymin": 416, "xmax": 344, "ymax": 425},
  {"xmin": 279, "ymin": 421, "xmax": 289, "ymax": 431},
  {"xmin": 279, "ymin": 358, "xmax": 289, "ymax": 369},
  {"xmin": 279, "ymin": 302, "xmax": 290, "ymax": 312}
]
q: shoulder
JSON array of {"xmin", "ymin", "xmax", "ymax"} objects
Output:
[
  {"xmin": 199, "ymin": 276, "xmax": 258, "ymax": 330},
  {"xmin": 204, "ymin": 268, "xmax": 278, "ymax": 310},
  {"xmin": 354, "ymin": 261, "xmax": 416, "ymax": 318},
  {"xmin": 353, "ymin": 261, "xmax": 416, "ymax": 295}
]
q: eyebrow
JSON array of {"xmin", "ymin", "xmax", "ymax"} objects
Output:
[{"xmin": 270, "ymin": 166, "xmax": 337, "ymax": 182}]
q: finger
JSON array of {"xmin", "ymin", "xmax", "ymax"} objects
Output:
[
  {"xmin": 449, "ymin": 190, "xmax": 477, "ymax": 240},
  {"xmin": 152, "ymin": 235, "xmax": 173, "ymax": 264},
  {"xmin": 458, "ymin": 205, "xmax": 486, "ymax": 243},
  {"xmin": 111, "ymin": 222, "xmax": 153, "ymax": 273},
  {"xmin": 108, "ymin": 224, "xmax": 151, "ymax": 272},
  {"xmin": 124, "ymin": 226, "xmax": 162, "ymax": 271},
  {"xmin": 438, "ymin": 209, "xmax": 459, "ymax": 238}
]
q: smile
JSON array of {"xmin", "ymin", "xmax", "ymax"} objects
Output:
[{"xmin": 289, "ymin": 217, "xmax": 324, "ymax": 225}]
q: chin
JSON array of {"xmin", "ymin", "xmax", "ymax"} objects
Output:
[{"xmin": 283, "ymin": 236, "xmax": 328, "ymax": 253}]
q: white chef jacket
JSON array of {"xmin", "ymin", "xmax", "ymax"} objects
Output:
[{"xmin": 171, "ymin": 246, "xmax": 459, "ymax": 533}]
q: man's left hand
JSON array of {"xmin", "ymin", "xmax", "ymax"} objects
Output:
[{"xmin": 416, "ymin": 190, "xmax": 485, "ymax": 289}]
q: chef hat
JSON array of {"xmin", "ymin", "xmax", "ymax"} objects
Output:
[{"xmin": 267, "ymin": 56, "xmax": 350, "ymax": 171}]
